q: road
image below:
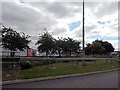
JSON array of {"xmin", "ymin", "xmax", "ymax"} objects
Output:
[{"xmin": 3, "ymin": 70, "xmax": 119, "ymax": 88}]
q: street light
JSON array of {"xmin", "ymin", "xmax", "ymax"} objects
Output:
[{"xmin": 82, "ymin": 0, "xmax": 85, "ymax": 55}]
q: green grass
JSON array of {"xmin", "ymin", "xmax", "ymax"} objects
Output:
[{"xmin": 18, "ymin": 60, "xmax": 120, "ymax": 79}]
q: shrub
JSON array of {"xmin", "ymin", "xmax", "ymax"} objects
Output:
[
  {"xmin": 32, "ymin": 61, "xmax": 43, "ymax": 66},
  {"xmin": 19, "ymin": 61, "xmax": 32, "ymax": 70}
]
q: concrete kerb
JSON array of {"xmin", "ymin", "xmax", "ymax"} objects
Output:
[{"xmin": 2, "ymin": 68, "xmax": 119, "ymax": 85}]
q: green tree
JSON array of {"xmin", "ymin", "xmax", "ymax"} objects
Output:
[
  {"xmin": 85, "ymin": 43, "xmax": 91, "ymax": 55},
  {"xmin": 54, "ymin": 38, "xmax": 64, "ymax": 57},
  {"xmin": 85, "ymin": 39, "xmax": 114, "ymax": 55},
  {"xmin": 62, "ymin": 37, "xmax": 81, "ymax": 56},
  {"xmin": 90, "ymin": 40, "xmax": 105, "ymax": 55},
  {"xmin": 97, "ymin": 40, "xmax": 114, "ymax": 54},
  {"xmin": 35, "ymin": 31, "xmax": 55, "ymax": 56},
  {"xmin": 1, "ymin": 25, "xmax": 31, "ymax": 57}
]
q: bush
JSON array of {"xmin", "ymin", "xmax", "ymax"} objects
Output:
[
  {"xmin": 42, "ymin": 60, "xmax": 51, "ymax": 65},
  {"xmin": 31, "ymin": 61, "xmax": 43, "ymax": 66},
  {"xmin": 19, "ymin": 61, "xmax": 32, "ymax": 70},
  {"xmin": 19, "ymin": 60, "xmax": 57, "ymax": 69}
]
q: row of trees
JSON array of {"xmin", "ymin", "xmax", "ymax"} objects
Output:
[
  {"xmin": 1, "ymin": 25, "xmax": 115, "ymax": 57},
  {"xmin": 1, "ymin": 26, "xmax": 81, "ymax": 57},
  {"xmin": 35, "ymin": 32, "xmax": 81, "ymax": 56}
]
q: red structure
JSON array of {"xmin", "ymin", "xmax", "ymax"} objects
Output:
[{"xmin": 27, "ymin": 48, "xmax": 32, "ymax": 56}]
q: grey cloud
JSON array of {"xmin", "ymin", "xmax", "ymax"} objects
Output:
[
  {"xmin": 85, "ymin": 25, "xmax": 97, "ymax": 33},
  {"xmin": 86, "ymin": 2, "xmax": 102, "ymax": 9},
  {"xmin": 73, "ymin": 25, "xmax": 99, "ymax": 40},
  {"xmin": 30, "ymin": 2, "xmax": 82, "ymax": 18},
  {"xmin": 85, "ymin": 2, "xmax": 118, "ymax": 19},
  {"xmin": 52, "ymin": 28, "xmax": 67, "ymax": 36},
  {"xmin": 47, "ymin": 3, "xmax": 70, "ymax": 18},
  {"xmin": 46, "ymin": 2, "xmax": 83, "ymax": 18},
  {"xmin": 109, "ymin": 23, "xmax": 118, "ymax": 31},
  {"xmin": 73, "ymin": 29, "xmax": 82, "ymax": 39},
  {"xmin": 2, "ymin": 2, "xmax": 58, "ymax": 35},
  {"xmin": 94, "ymin": 2, "xmax": 118, "ymax": 18},
  {"xmin": 2, "ymin": 1, "xmax": 118, "ymax": 49},
  {"xmin": 30, "ymin": 35, "xmax": 39, "ymax": 41}
]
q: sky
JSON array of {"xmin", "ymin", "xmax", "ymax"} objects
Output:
[{"xmin": 1, "ymin": 0, "xmax": 119, "ymax": 51}]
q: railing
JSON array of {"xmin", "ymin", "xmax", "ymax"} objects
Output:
[
  {"xmin": 20, "ymin": 57, "xmax": 118, "ymax": 67},
  {"xmin": 20, "ymin": 57, "xmax": 117, "ymax": 61}
]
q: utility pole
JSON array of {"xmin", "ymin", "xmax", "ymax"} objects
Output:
[
  {"xmin": 82, "ymin": 0, "xmax": 87, "ymax": 66},
  {"xmin": 82, "ymin": 0, "xmax": 85, "ymax": 55}
]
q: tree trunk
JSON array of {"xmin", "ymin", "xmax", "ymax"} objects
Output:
[
  {"xmin": 58, "ymin": 49, "xmax": 61, "ymax": 57},
  {"xmin": 69, "ymin": 51, "xmax": 71, "ymax": 56},
  {"xmin": 46, "ymin": 50, "xmax": 49, "ymax": 56},
  {"xmin": 10, "ymin": 51, "xmax": 15, "ymax": 57}
]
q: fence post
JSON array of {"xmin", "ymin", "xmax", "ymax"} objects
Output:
[
  {"xmin": 50, "ymin": 60, "xmax": 53, "ymax": 68},
  {"xmin": 106, "ymin": 60, "xmax": 108, "ymax": 64},
  {"xmin": 110, "ymin": 60, "xmax": 112, "ymax": 64},
  {"xmin": 94, "ymin": 60, "xmax": 96, "ymax": 64},
  {"xmin": 76, "ymin": 60, "xmax": 78, "ymax": 67},
  {"xmin": 82, "ymin": 59, "xmax": 87, "ymax": 66}
]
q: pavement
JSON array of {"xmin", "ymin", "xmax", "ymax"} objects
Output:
[{"xmin": 2, "ymin": 68, "xmax": 119, "ymax": 88}]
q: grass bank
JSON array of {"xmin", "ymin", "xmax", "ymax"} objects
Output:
[{"xmin": 18, "ymin": 60, "xmax": 119, "ymax": 79}]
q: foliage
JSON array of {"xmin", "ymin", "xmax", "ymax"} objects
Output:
[
  {"xmin": 19, "ymin": 61, "xmax": 32, "ymax": 70},
  {"xmin": 54, "ymin": 38, "xmax": 64, "ymax": 57},
  {"xmin": 36, "ymin": 30, "xmax": 81, "ymax": 56},
  {"xmin": 1, "ymin": 25, "xmax": 31, "ymax": 56},
  {"xmin": 85, "ymin": 39, "xmax": 114, "ymax": 55},
  {"xmin": 90, "ymin": 40, "xmax": 105, "ymax": 54},
  {"xmin": 62, "ymin": 37, "xmax": 81, "ymax": 56},
  {"xmin": 85, "ymin": 43, "xmax": 91, "ymax": 55},
  {"xmin": 35, "ymin": 31, "xmax": 55, "ymax": 56},
  {"xmin": 101, "ymin": 41, "xmax": 114, "ymax": 54}
]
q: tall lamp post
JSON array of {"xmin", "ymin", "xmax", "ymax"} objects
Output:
[
  {"xmin": 82, "ymin": 0, "xmax": 87, "ymax": 66},
  {"xmin": 82, "ymin": 0, "xmax": 85, "ymax": 55}
]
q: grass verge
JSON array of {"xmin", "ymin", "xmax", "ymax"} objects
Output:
[{"xmin": 18, "ymin": 60, "xmax": 119, "ymax": 79}]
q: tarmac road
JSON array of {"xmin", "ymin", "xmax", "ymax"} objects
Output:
[{"xmin": 3, "ymin": 70, "xmax": 119, "ymax": 88}]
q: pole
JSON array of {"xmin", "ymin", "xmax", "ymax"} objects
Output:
[
  {"xmin": 82, "ymin": 0, "xmax": 86, "ymax": 66},
  {"xmin": 82, "ymin": 0, "xmax": 85, "ymax": 54}
]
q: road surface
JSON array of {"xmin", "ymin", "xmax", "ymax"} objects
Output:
[{"xmin": 3, "ymin": 70, "xmax": 119, "ymax": 88}]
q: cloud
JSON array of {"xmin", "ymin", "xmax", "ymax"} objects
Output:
[
  {"xmin": 2, "ymin": 1, "xmax": 118, "ymax": 50},
  {"xmin": 52, "ymin": 28, "xmax": 67, "ymax": 36},
  {"xmin": 2, "ymin": 2, "xmax": 58, "ymax": 35},
  {"xmin": 95, "ymin": 2, "xmax": 118, "ymax": 18},
  {"xmin": 30, "ymin": 2, "xmax": 80, "ymax": 18}
]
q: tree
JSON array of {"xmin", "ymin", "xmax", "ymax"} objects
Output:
[
  {"xmin": 89, "ymin": 40, "xmax": 105, "ymax": 55},
  {"xmin": 62, "ymin": 37, "xmax": 81, "ymax": 56},
  {"xmin": 98, "ymin": 40, "xmax": 114, "ymax": 54},
  {"xmin": 85, "ymin": 43, "xmax": 91, "ymax": 55},
  {"xmin": 1, "ymin": 25, "xmax": 31, "ymax": 57},
  {"xmin": 85, "ymin": 39, "xmax": 114, "ymax": 55},
  {"xmin": 54, "ymin": 38, "xmax": 64, "ymax": 57},
  {"xmin": 35, "ymin": 31, "xmax": 55, "ymax": 56}
]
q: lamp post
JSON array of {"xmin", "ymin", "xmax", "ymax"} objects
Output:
[
  {"xmin": 82, "ymin": 0, "xmax": 87, "ymax": 66},
  {"xmin": 82, "ymin": 0, "xmax": 85, "ymax": 55}
]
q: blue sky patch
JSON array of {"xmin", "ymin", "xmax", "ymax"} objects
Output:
[
  {"xmin": 97, "ymin": 21, "xmax": 105, "ymax": 25},
  {"xmin": 97, "ymin": 21, "xmax": 110, "ymax": 25},
  {"xmin": 68, "ymin": 21, "xmax": 81, "ymax": 31}
]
